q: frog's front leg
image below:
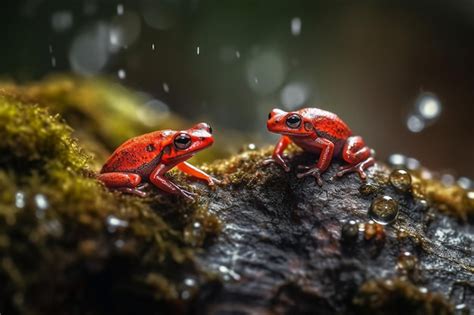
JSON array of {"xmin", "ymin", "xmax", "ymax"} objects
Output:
[
  {"xmin": 149, "ymin": 164, "xmax": 197, "ymax": 201},
  {"xmin": 98, "ymin": 172, "xmax": 148, "ymax": 197},
  {"xmin": 176, "ymin": 162, "xmax": 220, "ymax": 185},
  {"xmin": 296, "ymin": 137, "xmax": 334, "ymax": 186},
  {"xmin": 336, "ymin": 136, "xmax": 375, "ymax": 180},
  {"xmin": 263, "ymin": 135, "xmax": 292, "ymax": 172}
]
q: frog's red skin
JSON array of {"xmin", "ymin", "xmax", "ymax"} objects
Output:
[
  {"xmin": 98, "ymin": 123, "xmax": 218, "ymax": 200},
  {"xmin": 264, "ymin": 108, "xmax": 375, "ymax": 186}
]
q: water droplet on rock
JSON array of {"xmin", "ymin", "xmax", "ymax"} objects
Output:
[
  {"xmin": 184, "ymin": 221, "xmax": 205, "ymax": 246},
  {"xmin": 341, "ymin": 220, "xmax": 358, "ymax": 240},
  {"xmin": 396, "ymin": 251, "xmax": 418, "ymax": 273},
  {"xmin": 369, "ymin": 196, "xmax": 399, "ymax": 225},
  {"xmin": 390, "ymin": 169, "xmax": 412, "ymax": 192}
]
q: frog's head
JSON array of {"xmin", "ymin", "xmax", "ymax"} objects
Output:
[
  {"xmin": 161, "ymin": 123, "xmax": 214, "ymax": 164},
  {"xmin": 267, "ymin": 108, "xmax": 314, "ymax": 137}
]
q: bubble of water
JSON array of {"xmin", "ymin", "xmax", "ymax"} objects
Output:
[
  {"xmin": 389, "ymin": 169, "xmax": 412, "ymax": 192},
  {"xmin": 369, "ymin": 195, "xmax": 399, "ymax": 225},
  {"xmin": 341, "ymin": 220, "xmax": 358, "ymax": 240}
]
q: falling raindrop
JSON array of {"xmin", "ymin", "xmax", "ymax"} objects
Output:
[
  {"xmin": 151, "ymin": 43, "xmax": 156, "ymax": 50},
  {"xmin": 116, "ymin": 4, "xmax": 124, "ymax": 15},
  {"xmin": 389, "ymin": 169, "xmax": 412, "ymax": 192},
  {"xmin": 196, "ymin": 46, "xmax": 200, "ymax": 55},
  {"xmin": 291, "ymin": 17, "xmax": 302, "ymax": 36},
  {"xmin": 51, "ymin": 57, "xmax": 57, "ymax": 68},
  {"xmin": 235, "ymin": 50, "xmax": 241, "ymax": 58},
  {"xmin": 163, "ymin": 82, "xmax": 169, "ymax": 93},
  {"xmin": 369, "ymin": 195, "xmax": 399, "ymax": 225}
]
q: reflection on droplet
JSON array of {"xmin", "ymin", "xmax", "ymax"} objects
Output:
[
  {"xmin": 291, "ymin": 17, "xmax": 302, "ymax": 36},
  {"xmin": 369, "ymin": 195, "xmax": 399, "ymax": 225},
  {"xmin": 246, "ymin": 49, "xmax": 286, "ymax": 95},
  {"xmin": 118, "ymin": 69, "xmax": 126, "ymax": 79},
  {"xmin": 163, "ymin": 82, "xmax": 169, "ymax": 93},
  {"xmin": 51, "ymin": 10, "xmax": 73, "ymax": 32},
  {"xmin": 281, "ymin": 82, "xmax": 308, "ymax": 109},
  {"xmin": 406, "ymin": 115, "xmax": 425, "ymax": 133},
  {"xmin": 69, "ymin": 22, "xmax": 109, "ymax": 75},
  {"xmin": 15, "ymin": 191, "xmax": 26, "ymax": 209},
  {"xmin": 117, "ymin": 4, "xmax": 124, "ymax": 15}
]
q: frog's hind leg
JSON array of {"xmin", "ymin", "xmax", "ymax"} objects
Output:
[
  {"xmin": 98, "ymin": 172, "xmax": 148, "ymax": 197},
  {"xmin": 336, "ymin": 136, "xmax": 375, "ymax": 180}
]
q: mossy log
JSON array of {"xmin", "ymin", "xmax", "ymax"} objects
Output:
[{"xmin": 0, "ymin": 82, "xmax": 473, "ymax": 315}]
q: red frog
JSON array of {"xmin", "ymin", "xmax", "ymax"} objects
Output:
[
  {"xmin": 98, "ymin": 123, "xmax": 218, "ymax": 200},
  {"xmin": 264, "ymin": 108, "xmax": 375, "ymax": 186}
]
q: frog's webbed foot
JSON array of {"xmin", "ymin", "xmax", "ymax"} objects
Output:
[
  {"xmin": 116, "ymin": 186, "xmax": 149, "ymax": 197},
  {"xmin": 336, "ymin": 157, "xmax": 375, "ymax": 180},
  {"xmin": 262, "ymin": 155, "xmax": 290, "ymax": 172},
  {"xmin": 296, "ymin": 166, "xmax": 324, "ymax": 186},
  {"xmin": 207, "ymin": 176, "xmax": 222, "ymax": 186},
  {"xmin": 178, "ymin": 188, "xmax": 198, "ymax": 201}
]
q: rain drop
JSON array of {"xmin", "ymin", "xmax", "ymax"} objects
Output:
[
  {"xmin": 235, "ymin": 50, "xmax": 241, "ymax": 58},
  {"xmin": 196, "ymin": 46, "xmax": 200, "ymax": 55},
  {"xmin": 151, "ymin": 43, "xmax": 156, "ymax": 50},
  {"xmin": 117, "ymin": 4, "xmax": 124, "ymax": 15},
  {"xmin": 15, "ymin": 191, "xmax": 26, "ymax": 209},
  {"xmin": 291, "ymin": 17, "xmax": 302, "ymax": 36},
  {"xmin": 369, "ymin": 195, "xmax": 399, "ymax": 225},
  {"xmin": 162, "ymin": 82, "xmax": 169, "ymax": 93},
  {"xmin": 389, "ymin": 169, "xmax": 412, "ymax": 192}
]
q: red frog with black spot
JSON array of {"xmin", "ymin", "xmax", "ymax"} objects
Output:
[
  {"xmin": 264, "ymin": 108, "xmax": 375, "ymax": 186},
  {"xmin": 98, "ymin": 123, "xmax": 218, "ymax": 200}
]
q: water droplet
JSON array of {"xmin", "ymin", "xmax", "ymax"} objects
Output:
[
  {"xmin": 15, "ymin": 191, "xmax": 26, "ymax": 209},
  {"xmin": 118, "ymin": 69, "xmax": 126, "ymax": 79},
  {"xmin": 235, "ymin": 50, "xmax": 241, "ymax": 58},
  {"xmin": 407, "ymin": 115, "xmax": 425, "ymax": 133},
  {"xmin": 396, "ymin": 251, "xmax": 418, "ymax": 273},
  {"xmin": 388, "ymin": 154, "xmax": 406, "ymax": 167},
  {"xmin": 463, "ymin": 191, "xmax": 474, "ymax": 210},
  {"xmin": 151, "ymin": 43, "xmax": 156, "ymax": 50},
  {"xmin": 184, "ymin": 221, "xmax": 205, "ymax": 246},
  {"xmin": 406, "ymin": 158, "xmax": 420, "ymax": 170},
  {"xmin": 291, "ymin": 17, "xmax": 302, "ymax": 36},
  {"xmin": 441, "ymin": 173, "xmax": 455, "ymax": 186},
  {"xmin": 196, "ymin": 46, "xmax": 200, "ymax": 55},
  {"xmin": 116, "ymin": 4, "xmax": 124, "ymax": 15},
  {"xmin": 341, "ymin": 220, "xmax": 358, "ymax": 240},
  {"xmin": 162, "ymin": 82, "xmax": 170, "ymax": 93},
  {"xmin": 390, "ymin": 169, "xmax": 412, "ymax": 192},
  {"xmin": 363, "ymin": 220, "xmax": 385, "ymax": 240},
  {"xmin": 106, "ymin": 215, "xmax": 128, "ymax": 232},
  {"xmin": 369, "ymin": 196, "xmax": 399, "ymax": 225},
  {"xmin": 247, "ymin": 143, "xmax": 256, "ymax": 150},
  {"xmin": 51, "ymin": 57, "xmax": 57, "ymax": 68},
  {"xmin": 457, "ymin": 177, "xmax": 472, "ymax": 190}
]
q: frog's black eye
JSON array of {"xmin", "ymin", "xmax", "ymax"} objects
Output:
[
  {"xmin": 286, "ymin": 114, "xmax": 301, "ymax": 129},
  {"xmin": 268, "ymin": 112, "xmax": 272, "ymax": 120},
  {"xmin": 174, "ymin": 134, "xmax": 192, "ymax": 150},
  {"xmin": 208, "ymin": 126, "xmax": 213, "ymax": 134}
]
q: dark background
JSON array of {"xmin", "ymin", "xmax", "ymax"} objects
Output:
[{"xmin": 1, "ymin": 0, "xmax": 474, "ymax": 179}]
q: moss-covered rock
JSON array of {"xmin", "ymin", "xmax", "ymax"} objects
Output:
[{"xmin": 0, "ymin": 78, "xmax": 473, "ymax": 315}]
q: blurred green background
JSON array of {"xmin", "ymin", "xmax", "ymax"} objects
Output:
[{"xmin": 1, "ymin": 0, "xmax": 473, "ymax": 179}]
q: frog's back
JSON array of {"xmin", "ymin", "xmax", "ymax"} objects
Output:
[
  {"xmin": 101, "ymin": 131, "xmax": 168, "ymax": 173},
  {"xmin": 300, "ymin": 107, "xmax": 352, "ymax": 140}
]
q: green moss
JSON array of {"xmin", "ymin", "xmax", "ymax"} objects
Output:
[{"xmin": 0, "ymin": 93, "xmax": 219, "ymax": 314}]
